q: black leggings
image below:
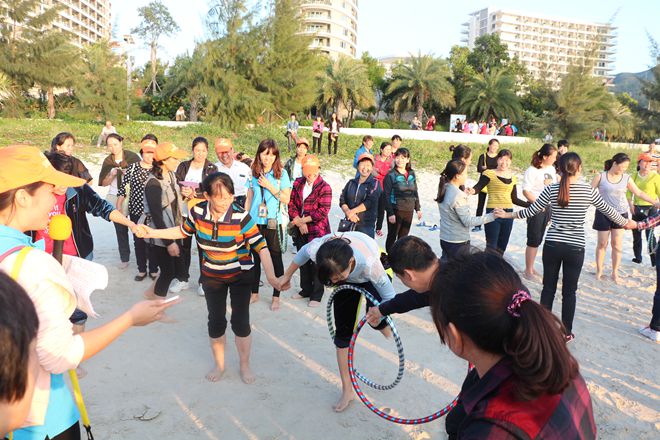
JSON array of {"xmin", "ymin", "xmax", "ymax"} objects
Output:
[
  {"xmin": 130, "ymin": 213, "xmax": 158, "ymax": 274},
  {"xmin": 178, "ymin": 233, "xmax": 203, "ymax": 283},
  {"xmin": 312, "ymin": 134, "xmax": 323, "ymax": 153},
  {"xmin": 333, "ymin": 281, "xmax": 386, "ymax": 348},
  {"xmin": 541, "ymin": 240, "xmax": 585, "ymax": 334},
  {"xmin": 203, "ymin": 271, "xmax": 253, "ymax": 338},
  {"xmin": 150, "ymin": 244, "xmax": 178, "ymax": 296},
  {"xmin": 475, "ymin": 191, "xmax": 487, "ymax": 217},
  {"xmin": 376, "ymin": 191, "xmax": 386, "ymax": 232},
  {"xmin": 327, "ymin": 134, "xmax": 338, "ymax": 155},
  {"xmin": 385, "ymin": 209, "xmax": 413, "ymax": 254},
  {"xmin": 251, "ymin": 225, "xmax": 284, "ymax": 297}
]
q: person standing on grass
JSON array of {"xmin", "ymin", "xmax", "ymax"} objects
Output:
[
  {"xmin": 473, "ymin": 139, "xmax": 500, "ymax": 232},
  {"xmin": 284, "ymin": 137, "xmax": 309, "ymax": 181},
  {"xmin": 522, "ymin": 143, "xmax": 558, "ymax": 281},
  {"xmin": 352, "ymin": 135, "xmax": 375, "ymax": 170},
  {"xmin": 373, "ymin": 142, "xmax": 394, "ymax": 237},
  {"xmin": 312, "ymin": 115, "xmax": 324, "ymax": 154},
  {"xmin": 391, "ymin": 134, "xmax": 402, "ymax": 153},
  {"xmin": 99, "ymin": 133, "xmax": 141, "ymax": 269},
  {"xmin": 591, "ymin": 153, "xmax": 659, "ymax": 283},
  {"xmin": 555, "ymin": 139, "xmax": 569, "ymax": 174},
  {"xmin": 214, "ymin": 138, "xmax": 252, "ymax": 210},
  {"xmin": 383, "ymin": 148, "xmax": 422, "ymax": 253},
  {"xmin": 245, "ymin": 139, "xmax": 292, "ymax": 311},
  {"xmin": 503, "ymin": 152, "xmax": 636, "ymax": 342},
  {"xmin": 628, "ymin": 153, "xmax": 660, "ymax": 266},
  {"xmin": 286, "ymin": 113, "xmax": 299, "ymax": 152},
  {"xmin": 117, "ymin": 135, "xmax": 160, "ymax": 282},
  {"xmin": 174, "ymin": 137, "xmax": 218, "ymax": 296},
  {"xmin": 287, "ymin": 155, "xmax": 332, "ymax": 307},
  {"xmin": 327, "ymin": 112, "xmax": 341, "ymax": 155}
]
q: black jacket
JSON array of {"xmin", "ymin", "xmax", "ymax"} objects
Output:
[
  {"xmin": 175, "ymin": 159, "xmax": 218, "ymax": 198},
  {"xmin": 98, "ymin": 150, "xmax": 141, "ymax": 189},
  {"xmin": 339, "ymin": 175, "xmax": 381, "ymax": 228}
]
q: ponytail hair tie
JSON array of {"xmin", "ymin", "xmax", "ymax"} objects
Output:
[{"xmin": 507, "ymin": 290, "xmax": 531, "ymax": 318}]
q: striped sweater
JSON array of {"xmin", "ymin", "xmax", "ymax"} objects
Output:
[
  {"xmin": 181, "ymin": 201, "xmax": 267, "ymax": 279},
  {"xmin": 516, "ymin": 182, "xmax": 627, "ymax": 248}
]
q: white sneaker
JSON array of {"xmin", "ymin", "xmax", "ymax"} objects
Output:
[
  {"xmin": 169, "ymin": 280, "xmax": 189, "ymax": 293},
  {"xmin": 639, "ymin": 326, "xmax": 660, "ymax": 343},
  {"xmin": 197, "ymin": 284, "xmax": 205, "ymax": 296}
]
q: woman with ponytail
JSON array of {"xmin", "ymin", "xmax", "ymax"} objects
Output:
[
  {"xmin": 435, "ymin": 160, "xmax": 503, "ymax": 261},
  {"xmin": 591, "ymin": 153, "xmax": 660, "ymax": 283},
  {"xmin": 521, "ymin": 143, "xmax": 558, "ymax": 280},
  {"xmin": 449, "ymin": 144, "xmax": 472, "ymax": 167},
  {"xmin": 504, "ymin": 153, "xmax": 636, "ymax": 341},
  {"xmin": 430, "ymin": 251, "xmax": 597, "ymax": 439}
]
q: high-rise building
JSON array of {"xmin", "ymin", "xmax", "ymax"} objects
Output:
[
  {"xmin": 462, "ymin": 8, "xmax": 616, "ymax": 87},
  {"xmin": 300, "ymin": 0, "xmax": 358, "ymax": 59}
]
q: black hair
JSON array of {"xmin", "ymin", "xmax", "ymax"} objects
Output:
[
  {"xmin": 380, "ymin": 141, "xmax": 392, "ymax": 151},
  {"xmin": 497, "ymin": 149, "xmax": 512, "ymax": 160},
  {"xmin": 557, "ymin": 152, "xmax": 582, "ymax": 207},
  {"xmin": 531, "ymin": 143, "xmax": 558, "ymax": 168},
  {"xmin": 393, "ymin": 147, "xmax": 412, "ymax": 172},
  {"xmin": 388, "ymin": 236, "xmax": 437, "ymax": 275},
  {"xmin": 487, "ymin": 138, "xmax": 500, "ymax": 150},
  {"xmin": 290, "ymin": 113, "xmax": 296, "ymax": 117},
  {"xmin": 0, "ymin": 272, "xmax": 39, "ymax": 403},
  {"xmin": 202, "ymin": 172, "xmax": 235, "ymax": 196},
  {"xmin": 45, "ymin": 151, "xmax": 74, "ymax": 176},
  {"xmin": 151, "ymin": 161, "xmax": 165, "ymax": 180},
  {"xmin": 557, "ymin": 139, "xmax": 569, "ymax": 149},
  {"xmin": 50, "ymin": 132, "xmax": 75, "ymax": 152},
  {"xmin": 191, "ymin": 136, "xmax": 209, "ymax": 151},
  {"xmin": 604, "ymin": 153, "xmax": 630, "ymax": 171},
  {"xmin": 316, "ymin": 238, "xmax": 354, "ymax": 286},
  {"xmin": 141, "ymin": 133, "xmax": 159, "ymax": 143},
  {"xmin": 435, "ymin": 159, "xmax": 466, "ymax": 203},
  {"xmin": 362, "ymin": 135, "xmax": 373, "ymax": 144},
  {"xmin": 106, "ymin": 133, "xmax": 123, "ymax": 144},
  {"xmin": 391, "ymin": 134, "xmax": 402, "ymax": 142},
  {"xmin": 449, "ymin": 144, "xmax": 472, "ymax": 162},
  {"xmin": 429, "ymin": 251, "xmax": 578, "ymax": 401}
]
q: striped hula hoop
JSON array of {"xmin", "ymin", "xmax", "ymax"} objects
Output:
[
  {"xmin": 349, "ymin": 315, "xmax": 462, "ymax": 424},
  {"xmin": 326, "ymin": 284, "xmax": 405, "ymax": 391}
]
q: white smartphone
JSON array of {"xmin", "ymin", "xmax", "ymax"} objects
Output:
[{"xmin": 163, "ymin": 295, "xmax": 180, "ymax": 304}]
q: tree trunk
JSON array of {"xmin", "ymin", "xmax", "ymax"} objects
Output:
[
  {"xmin": 189, "ymin": 98, "xmax": 199, "ymax": 122},
  {"xmin": 47, "ymin": 86, "xmax": 55, "ymax": 119},
  {"xmin": 150, "ymin": 41, "xmax": 158, "ymax": 94}
]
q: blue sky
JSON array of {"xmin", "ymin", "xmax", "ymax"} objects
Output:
[{"xmin": 112, "ymin": 0, "xmax": 660, "ymax": 74}]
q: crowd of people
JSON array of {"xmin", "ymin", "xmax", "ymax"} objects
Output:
[
  {"xmin": 452, "ymin": 117, "xmax": 519, "ymax": 136},
  {"xmin": 1, "ymin": 129, "xmax": 659, "ymax": 439}
]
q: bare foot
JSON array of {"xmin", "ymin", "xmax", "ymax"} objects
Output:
[
  {"xmin": 76, "ymin": 366, "xmax": 87, "ymax": 379},
  {"xmin": 250, "ymin": 293, "xmax": 259, "ymax": 304},
  {"xmin": 240, "ymin": 366, "xmax": 255, "ymax": 384},
  {"xmin": 205, "ymin": 367, "xmax": 225, "ymax": 382},
  {"xmin": 333, "ymin": 393, "xmax": 354, "ymax": 412},
  {"xmin": 611, "ymin": 274, "xmax": 621, "ymax": 284},
  {"xmin": 308, "ymin": 300, "xmax": 321, "ymax": 308},
  {"xmin": 523, "ymin": 272, "xmax": 541, "ymax": 283},
  {"xmin": 595, "ymin": 272, "xmax": 603, "ymax": 281},
  {"xmin": 270, "ymin": 297, "xmax": 281, "ymax": 311},
  {"xmin": 291, "ymin": 293, "xmax": 305, "ymax": 300}
]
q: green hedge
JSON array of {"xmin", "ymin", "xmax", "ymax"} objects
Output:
[
  {"xmin": 351, "ymin": 120, "xmax": 372, "ymax": 128},
  {"xmin": 300, "ymin": 119, "xmax": 314, "ymax": 126},
  {"xmin": 373, "ymin": 121, "xmax": 391, "ymax": 129}
]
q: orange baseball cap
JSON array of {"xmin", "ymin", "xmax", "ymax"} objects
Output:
[
  {"xmin": 0, "ymin": 145, "xmax": 85, "ymax": 193},
  {"xmin": 302, "ymin": 155, "xmax": 321, "ymax": 173},
  {"xmin": 356, "ymin": 153, "xmax": 374, "ymax": 164},
  {"xmin": 214, "ymin": 138, "xmax": 233, "ymax": 153},
  {"xmin": 140, "ymin": 139, "xmax": 157, "ymax": 153},
  {"xmin": 154, "ymin": 142, "xmax": 187, "ymax": 161},
  {"xmin": 296, "ymin": 137, "xmax": 310, "ymax": 147},
  {"xmin": 638, "ymin": 153, "xmax": 655, "ymax": 163}
]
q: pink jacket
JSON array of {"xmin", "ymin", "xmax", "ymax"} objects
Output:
[{"xmin": 313, "ymin": 120, "xmax": 324, "ymax": 133}]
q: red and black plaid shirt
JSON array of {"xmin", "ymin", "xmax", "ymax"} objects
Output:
[
  {"xmin": 450, "ymin": 357, "xmax": 596, "ymax": 439},
  {"xmin": 288, "ymin": 176, "xmax": 332, "ymax": 240}
]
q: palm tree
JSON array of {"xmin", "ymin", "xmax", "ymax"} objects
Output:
[
  {"xmin": 460, "ymin": 67, "xmax": 522, "ymax": 122},
  {"xmin": 316, "ymin": 56, "xmax": 374, "ymax": 124},
  {"xmin": 386, "ymin": 53, "xmax": 455, "ymax": 120}
]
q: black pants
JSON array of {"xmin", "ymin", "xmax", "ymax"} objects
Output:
[
  {"xmin": 312, "ymin": 134, "xmax": 323, "ymax": 153},
  {"xmin": 114, "ymin": 222, "xmax": 130, "ymax": 263},
  {"xmin": 541, "ymin": 241, "xmax": 585, "ymax": 334},
  {"xmin": 652, "ymin": 258, "xmax": 660, "ymax": 330},
  {"xmin": 251, "ymin": 225, "xmax": 284, "ymax": 297},
  {"xmin": 203, "ymin": 271, "xmax": 252, "ymax": 338},
  {"xmin": 475, "ymin": 191, "xmax": 487, "ymax": 217},
  {"xmin": 385, "ymin": 209, "xmax": 413, "ymax": 254},
  {"xmin": 376, "ymin": 191, "xmax": 386, "ymax": 232},
  {"xmin": 130, "ymin": 213, "xmax": 158, "ymax": 274},
  {"xmin": 632, "ymin": 205, "xmax": 657, "ymax": 265},
  {"xmin": 333, "ymin": 281, "xmax": 386, "ymax": 348},
  {"xmin": 327, "ymin": 134, "xmax": 338, "ymax": 155},
  {"xmin": 526, "ymin": 208, "xmax": 550, "ymax": 248},
  {"xmin": 296, "ymin": 238, "xmax": 324, "ymax": 301},
  {"xmin": 178, "ymin": 234, "xmax": 203, "ymax": 283},
  {"xmin": 440, "ymin": 240, "xmax": 470, "ymax": 262},
  {"xmin": 150, "ymin": 244, "xmax": 178, "ymax": 296}
]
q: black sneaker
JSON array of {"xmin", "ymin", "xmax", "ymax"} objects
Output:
[{"xmin": 632, "ymin": 258, "xmax": 642, "ymax": 264}]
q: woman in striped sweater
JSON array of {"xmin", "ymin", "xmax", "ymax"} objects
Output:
[{"xmin": 505, "ymin": 153, "xmax": 636, "ymax": 342}]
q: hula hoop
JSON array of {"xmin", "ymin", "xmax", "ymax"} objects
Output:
[
  {"xmin": 326, "ymin": 285, "xmax": 405, "ymax": 391},
  {"xmin": 349, "ymin": 315, "xmax": 461, "ymax": 424}
]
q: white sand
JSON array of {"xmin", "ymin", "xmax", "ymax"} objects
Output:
[{"xmin": 77, "ymin": 155, "xmax": 659, "ymax": 439}]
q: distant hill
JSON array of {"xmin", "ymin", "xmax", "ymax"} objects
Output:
[{"xmin": 612, "ymin": 69, "xmax": 654, "ymax": 107}]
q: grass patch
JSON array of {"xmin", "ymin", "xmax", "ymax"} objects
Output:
[{"xmin": 0, "ymin": 118, "xmax": 639, "ymax": 180}]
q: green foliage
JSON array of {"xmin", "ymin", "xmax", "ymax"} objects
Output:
[
  {"xmin": 162, "ymin": 50, "xmax": 205, "ymax": 121},
  {"xmin": 466, "ymin": 34, "xmax": 510, "ymax": 74},
  {"xmin": 316, "ymin": 56, "xmax": 374, "ymax": 123},
  {"xmin": 350, "ymin": 120, "xmax": 372, "ymax": 128},
  {"xmin": 459, "ymin": 68, "xmax": 521, "ymax": 122},
  {"xmin": 75, "ymin": 41, "xmax": 127, "ymax": 122},
  {"xmin": 300, "ymin": 119, "xmax": 313, "ymax": 126},
  {"xmin": 373, "ymin": 121, "xmax": 391, "ymax": 129},
  {"xmin": 386, "ymin": 53, "xmax": 454, "ymax": 119}
]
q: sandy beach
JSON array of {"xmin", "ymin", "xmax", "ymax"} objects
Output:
[{"xmin": 76, "ymin": 154, "xmax": 659, "ymax": 439}]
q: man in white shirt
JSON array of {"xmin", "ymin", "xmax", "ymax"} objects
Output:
[{"xmin": 214, "ymin": 138, "xmax": 251, "ymax": 208}]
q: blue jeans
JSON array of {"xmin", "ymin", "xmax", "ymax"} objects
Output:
[{"xmin": 484, "ymin": 208, "xmax": 513, "ymax": 254}]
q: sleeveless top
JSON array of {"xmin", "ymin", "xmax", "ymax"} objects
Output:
[{"xmin": 597, "ymin": 171, "xmax": 630, "ymax": 213}]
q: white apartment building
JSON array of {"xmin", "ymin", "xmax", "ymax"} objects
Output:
[
  {"xmin": 300, "ymin": 0, "xmax": 358, "ymax": 59},
  {"xmin": 462, "ymin": 8, "xmax": 616, "ymax": 87},
  {"xmin": 48, "ymin": 0, "xmax": 112, "ymax": 47}
]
